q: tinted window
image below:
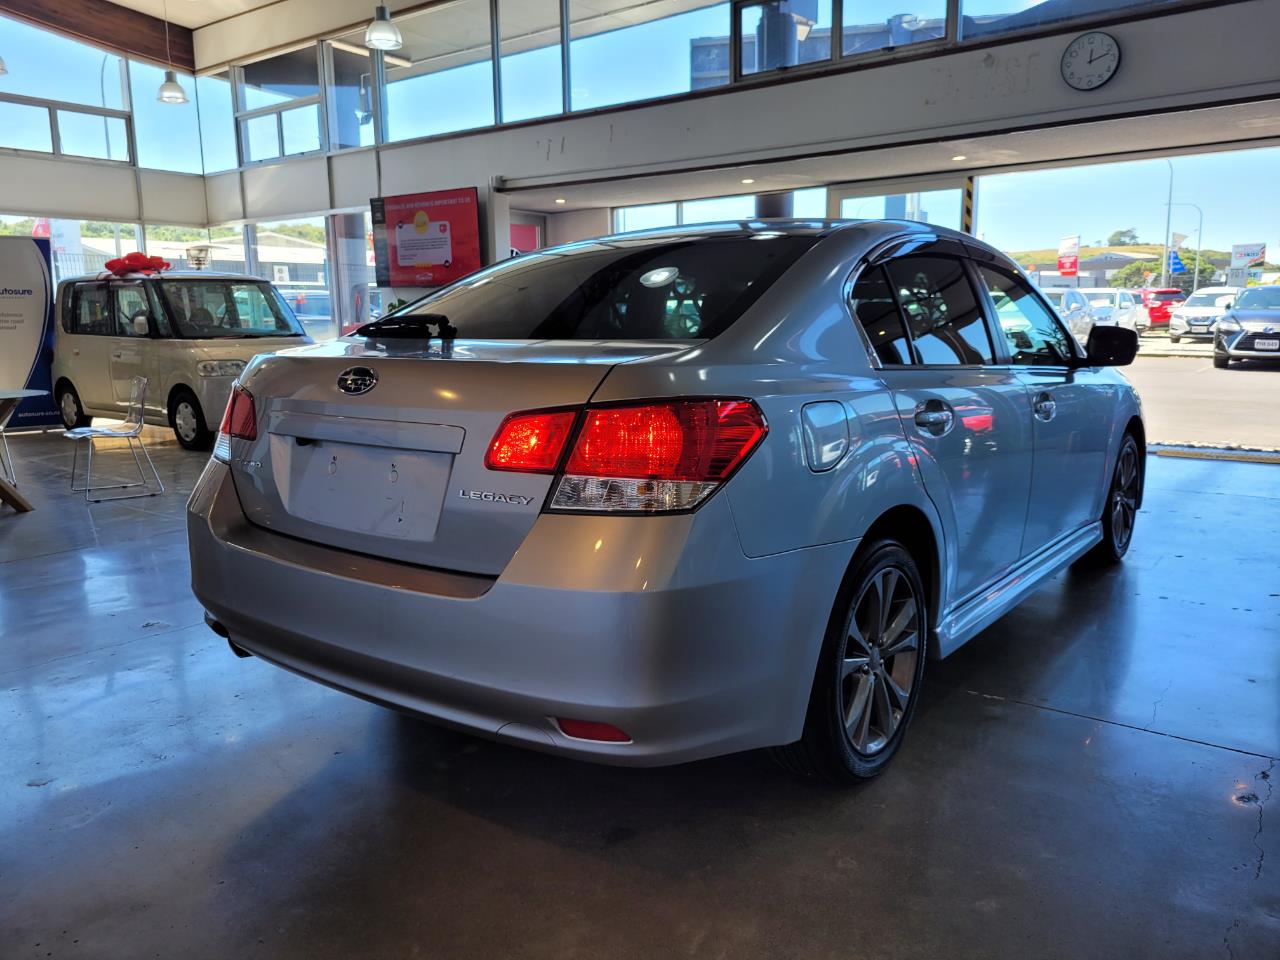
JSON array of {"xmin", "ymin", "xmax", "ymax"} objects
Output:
[
  {"xmin": 978, "ymin": 266, "xmax": 1074, "ymax": 366},
  {"xmin": 885, "ymin": 256, "xmax": 993, "ymax": 365},
  {"xmin": 382, "ymin": 235, "xmax": 817, "ymax": 340},
  {"xmin": 849, "ymin": 266, "xmax": 914, "ymax": 365},
  {"xmin": 1151, "ymin": 291, "xmax": 1183, "ymax": 302},
  {"xmin": 73, "ymin": 284, "xmax": 112, "ymax": 336},
  {"xmin": 159, "ymin": 281, "xmax": 305, "ymax": 339}
]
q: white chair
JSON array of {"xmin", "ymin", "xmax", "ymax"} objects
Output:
[{"xmin": 65, "ymin": 376, "xmax": 164, "ymax": 502}]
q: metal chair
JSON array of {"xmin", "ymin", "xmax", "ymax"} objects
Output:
[{"xmin": 65, "ymin": 376, "xmax": 164, "ymax": 502}]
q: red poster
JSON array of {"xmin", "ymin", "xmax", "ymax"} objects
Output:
[
  {"xmin": 1056, "ymin": 235, "xmax": 1080, "ymax": 278},
  {"xmin": 371, "ymin": 187, "xmax": 481, "ymax": 287}
]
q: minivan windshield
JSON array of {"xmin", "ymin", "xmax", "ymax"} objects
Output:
[
  {"xmin": 159, "ymin": 280, "xmax": 305, "ymax": 338},
  {"xmin": 364, "ymin": 234, "xmax": 819, "ymax": 340},
  {"xmin": 1235, "ymin": 287, "xmax": 1280, "ymax": 310}
]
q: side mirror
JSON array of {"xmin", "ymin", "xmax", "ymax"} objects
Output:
[
  {"xmin": 1082, "ymin": 325, "xmax": 1138, "ymax": 367},
  {"xmin": 132, "ymin": 315, "xmax": 150, "ymax": 336}
]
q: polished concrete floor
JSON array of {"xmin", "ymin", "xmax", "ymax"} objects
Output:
[{"xmin": 2, "ymin": 430, "xmax": 1277, "ymax": 959}]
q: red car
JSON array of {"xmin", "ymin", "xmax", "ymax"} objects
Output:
[{"xmin": 1141, "ymin": 288, "xmax": 1186, "ymax": 327}]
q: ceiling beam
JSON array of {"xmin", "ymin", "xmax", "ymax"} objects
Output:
[{"xmin": 0, "ymin": 0, "xmax": 195, "ymax": 73}]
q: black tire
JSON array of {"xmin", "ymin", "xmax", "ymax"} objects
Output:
[
  {"xmin": 773, "ymin": 540, "xmax": 927, "ymax": 784},
  {"xmin": 1213, "ymin": 354, "xmax": 1230, "ymax": 369},
  {"xmin": 1169, "ymin": 336, "xmax": 1180, "ymax": 344},
  {"xmin": 56, "ymin": 382, "xmax": 91, "ymax": 429},
  {"xmin": 1081, "ymin": 433, "xmax": 1141, "ymax": 566},
  {"xmin": 169, "ymin": 389, "xmax": 213, "ymax": 451}
]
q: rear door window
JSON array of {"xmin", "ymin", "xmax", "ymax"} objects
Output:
[
  {"xmin": 380, "ymin": 235, "xmax": 818, "ymax": 340},
  {"xmin": 884, "ymin": 256, "xmax": 994, "ymax": 365}
]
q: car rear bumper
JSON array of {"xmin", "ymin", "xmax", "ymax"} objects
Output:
[{"xmin": 187, "ymin": 460, "xmax": 855, "ymax": 766}]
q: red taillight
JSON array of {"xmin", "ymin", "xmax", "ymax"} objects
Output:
[
  {"xmin": 555, "ymin": 718, "xmax": 632, "ymax": 743},
  {"xmin": 214, "ymin": 384, "xmax": 257, "ymax": 462},
  {"xmin": 565, "ymin": 400, "xmax": 767, "ymax": 481},
  {"xmin": 484, "ymin": 409, "xmax": 577, "ymax": 474}
]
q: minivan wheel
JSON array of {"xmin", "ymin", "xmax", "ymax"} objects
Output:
[
  {"xmin": 170, "ymin": 390, "xmax": 213, "ymax": 451},
  {"xmin": 1081, "ymin": 433, "xmax": 1141, "ymax": 566},
  {"xmin": 773, "ymin": 540, "xmax": 927, "ymax": 784},
  {"xmin": 57, "ymin": 383, "xmax": 91, "ymax": 429}
]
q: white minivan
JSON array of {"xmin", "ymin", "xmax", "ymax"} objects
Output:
[{"xmin": 52, "ymin": 272, "xmax": 311, "ymax": 450}]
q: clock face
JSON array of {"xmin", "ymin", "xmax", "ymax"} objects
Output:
[{"xmin": 1061, "ymin": 32, "xmax": 1120, "ymax": 91}]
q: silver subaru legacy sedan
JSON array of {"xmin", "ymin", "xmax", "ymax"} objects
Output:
[{"xmin": 187, "ymin": 220, "xmax": 1143, "ymax": 782}]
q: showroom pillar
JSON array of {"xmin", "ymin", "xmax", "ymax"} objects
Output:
[
  {"xmin": 484, "ymin": 187, "xmax": 512, "ymax": 265},
  {"xmin": 328, "ymin": 212, "xmax": 372, "ymax": 338},
  {"xmin": 756, "ymin": 192, "xmax": 794, "ymax": 219}
]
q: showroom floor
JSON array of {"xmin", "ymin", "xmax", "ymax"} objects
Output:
[{"xmin": 1, "ymin": 431, "xmax": 1277, "ymax": 959}]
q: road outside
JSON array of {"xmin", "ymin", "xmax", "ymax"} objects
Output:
[{"xmin": 1122, "ymin": 354, "xmax": 1280, "ymax": 449}]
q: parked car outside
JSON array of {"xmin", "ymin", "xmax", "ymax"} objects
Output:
[
  {"xmin": 1039, "ymin": 286, "xmax": 1097, "ymax": 342},
  {"xmin": 278, "ymin": 285, "xmax": 334, "ymax": 339},
  {"xmin": 1076, "ymin": 288, "xmax": 1148, "ymax": 333},
  {"xmin": 52, "ymin": 272, "xmax": 311, "ymax": 449},
  {"xmin": 1168, "ymin": 286, "xmax": 1241, "ymax": 343},
  {"xmin": 188, "ymin": 220, "xmax": 1143, "ymax": 783},
  {"xmin": 1213, "ymin": 285, "xmax": 1280, "ymax": 368},
  {"xmin": 1140, "ymin": 288, "xmax": 1186, "ymax": 328}
]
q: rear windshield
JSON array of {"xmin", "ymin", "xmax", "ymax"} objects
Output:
[
  {"xmin": 367, "ymin": 235, "xmax": 818, "ymax": 340},
  {"xmin": 1150, "ymin": 291, "xmax": 1183, "ymax": 302}
]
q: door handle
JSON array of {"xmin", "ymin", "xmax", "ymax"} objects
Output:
[
  {"xmin": 1034, "ymin": 392, "xmax": 1057, "ymax": 422},
  {"xmin": 111, "ymin": 352, "xmax": 124, "ymax": 360},
  {"xmin": 913, "ymin": 400, "xmax": 954, "ymax": 437}
]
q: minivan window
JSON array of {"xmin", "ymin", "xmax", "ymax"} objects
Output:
[
  {"xmin": 73, "ymin": 284, "xmax": 113, "ymax": 336},
  {"xmin": 379, "ymin": 235, "xmax": 819, "ymax": 340},
  {"xmin": 115, "ymin": 285, "xmax": 152, "ymax": 337},
  {"xmin": 885, "ymin": 256, "xmax": 994, "ymax": 365},
  {"xmin": 849, "ymin": 266, "xmax": 914, "ymax": 365},
  {"xmin": 158, "ymin": 280, "xmax": 304, "ymax": 338},
  {"xmin": 978, "ymin": 266, "xmax": 1074, "ymax": 366}
]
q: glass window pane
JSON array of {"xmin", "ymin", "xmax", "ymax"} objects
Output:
[
  {"xmin": 740, "ymin": 1, "xmax": 832, "ymax": 77},
  {"xmin": 886, "ymin": 256, "xmax": 993, "ymax": 364},
  {"xmin": 843, "ymin": 1, "xmax": 946, "ymax": 55},
  {"xmin": 328, "ymin": 45, "xmax": 377, "ymax": 149},
  {"xmin": 242, "ymin": 114, "xmax": 280, "ymax": 162},
  {"xmin": 615, "ymin": 203, "xmax": 679, "ymax": 233},
  {"xmin": 252, "ymin": 218, "xmax": 330, "ymax": 336},
  {"xmin": 792, "ymin": 187, "xmax": 828, "ymax": 218},
  {"xmin": 329, "ymin": 211, "xmax": 376, "ymax": 339},
  {"xmin": 977, "ymin": 265, "xmax": 1075, "ymax": 364},
  {"xmin": 500, "ymin": 0, "xmax": 562, "ymax": 123},
  {"xmin": 850, "ymin": 265, "xmax": 914, "ymax": 364},
  {"xmin": 383, "ymin": 0, "xmax": 495, "ymax": 142},
  {"xmin": 129, "ymin": 61, "xmax": 201, "ymax": 174},
  {"xmin": 0, "ymin": 14, "xmax": 126, "ymax": 109},
  {"xmin": 240, "ymin": 46, "xmax": 320, "ymax": 109},
  {"xmin": 0, "ymin": 101, "xmax": 53, "ymax": 153},
  {"xmin": 682, "ymin": 194, "xmax": 756, "ymax": 224},
  {"xmin": 570, "ymin": 2, "xmax": 730, "ymax": 111},
  {"xmin": 281, "ymin": 103, "xmax": 321, "ymax": 155},
  {"xmin": 960, "ymin": 0, "xmax": 1172, "ymax": 39},
  {"xmin": 197, "ymin": 73, "xmax": 238, "ymax": 173},
  {"xmin": 839, "ymin": 189, "xmax": 963, "ymax": 230},
  {"xmin": 57, "ymin": 111, "xmax": 129, "ymax": 161}
]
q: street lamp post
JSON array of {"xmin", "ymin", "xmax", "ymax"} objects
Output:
[
  {"xmin": 1167, "ymin": 202, "xmax": 1205, "ymax": 289},
  {"xmin": 1160, "ymin": 159, "xmax": 1174, "ymax": 288}
]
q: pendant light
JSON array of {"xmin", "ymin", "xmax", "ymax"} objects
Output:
[
  {"xmin": 365, "ymin": 5, "xmax": 403, "ymax": 51},
  {"xmin": 157, "ymin": 0, "xmax": 188, "ymax": 104}
]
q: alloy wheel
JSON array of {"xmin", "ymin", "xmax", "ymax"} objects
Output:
[
  {"xmin": 1111, "ymin": 443, "xmax": 1140, "ymax": 551},
  {"xmin": 839, "ymin": 566, "xmax": 921, "ymax": 756}
]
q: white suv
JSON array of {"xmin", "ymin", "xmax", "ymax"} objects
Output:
[{"xmin": 52, "ymin": 272, "xmax": 310, "ymax": 449}]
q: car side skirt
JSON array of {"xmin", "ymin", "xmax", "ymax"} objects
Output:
[{"xmin": 935, "ymin": 522, "xmax": 1103, "ymax": 658}]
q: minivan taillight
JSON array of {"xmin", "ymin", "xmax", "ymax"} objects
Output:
[
  {"xmin": 213, "ymin": 384, "xmax": 257, "ymax": 463},
  {"xmin": 485, "ymin": 399, "xmax": 767, "ymax": 513}
]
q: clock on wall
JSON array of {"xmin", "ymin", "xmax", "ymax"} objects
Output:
[{"xmin": 1061, "ymin": 31, "xmax": 1120, "ymax": 91}]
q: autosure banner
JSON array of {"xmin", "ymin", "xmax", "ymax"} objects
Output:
[
  {"xmin": 0, "ymin": 237, "xmax": 59, "ymax": 427},
  {"xmin": 1057, "ymin": 235, "xmax": 1080, "ymax": 277},
  {"xmin": 371, "ymin": 187, "xmax": 482, "ymax": 287},
  {"xmin": 1230, "ymin": 243, "xmax": 1266, "ymax": 269}
]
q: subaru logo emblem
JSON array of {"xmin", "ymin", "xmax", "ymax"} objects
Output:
[{"xmin": 337, "ymin": 366, "xmax": 378, "ymax": 395}]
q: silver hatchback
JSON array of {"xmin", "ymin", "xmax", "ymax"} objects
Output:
[{"xmin": 187, "ymin": 221, "xmax": 1144, "ymax": 781}]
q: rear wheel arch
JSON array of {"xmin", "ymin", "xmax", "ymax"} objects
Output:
[
  {"xmin": 855, "ymin": 504, "xmax": 942, "ymax": 652},
  {"xmin": 1123, "ymin": 415, "xmax": 1146, "ymax": 508}
]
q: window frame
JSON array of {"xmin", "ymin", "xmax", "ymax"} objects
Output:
[
  {"xmin": 232, "ymin": 44, "xmax": 329, "ymax": 166},
  {"xmin": 0, "ymin": 90, "xmax": 134, "ymax": 164},
  {"xmin": 971, "ymin": 261, "xmax": 1080, "ymax": 369}
]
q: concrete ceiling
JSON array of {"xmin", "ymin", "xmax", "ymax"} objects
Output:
[
  {"xmin": 103, "ymin": 0, "xmax": 282, "ymax": 31},
  {"xmin": 501, "ymin": 99, "xmax": 1280, "ymax": 214}
]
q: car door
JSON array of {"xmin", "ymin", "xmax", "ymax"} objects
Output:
[
  {"xmin": 67, "ymin": 283, "xmax": 115, "ymax": 413},
  {"xmin": 110, "ymin": 282, "xmax": 153, "ymax": 410},
  {"xmin": 851, "ymin": 246, "xmax": 1034, "ymax": 603},
  {"xmin": 974, "ymin": 263, "xmax": 1114, "ymax": 558}
]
